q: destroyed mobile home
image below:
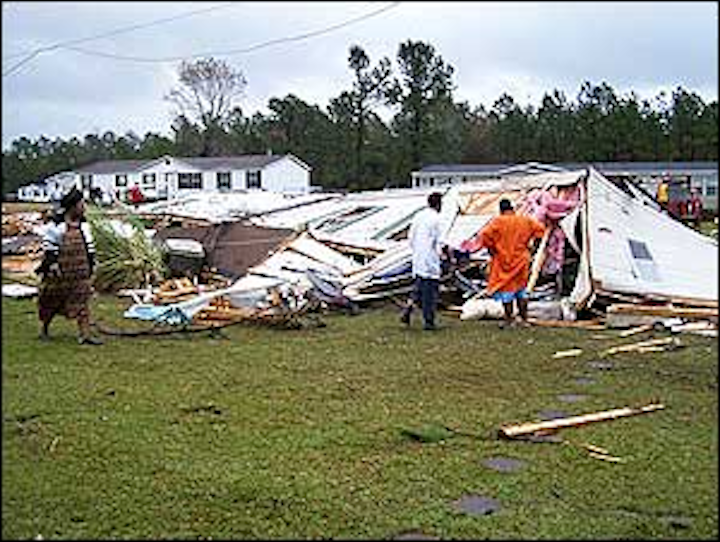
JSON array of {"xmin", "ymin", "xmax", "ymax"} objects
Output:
[{"xmin": 2, "ymin": 166, "xmax": 717, "ymax": 335}]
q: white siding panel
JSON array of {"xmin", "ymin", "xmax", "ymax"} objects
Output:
[{"xmin": 586, "ymin": 169, "xmax": 717, "ymax": 301}]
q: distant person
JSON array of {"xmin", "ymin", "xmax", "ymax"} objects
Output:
[
  {"xmin": 128, "ymin": 184, "xmax": 145, "ymax": 208},
  {"xmin": 656, "ymin": 177, "xmax": 669, "ymax": 212},
  {"xmin": 89, "ymin": 187, "xmax": 103, "ymax": 205},
  {"xmin": 400, "ymin": 192, "xmax": 449, "ymax": 331},
  {"xmin": 36, "ymin": 187, "xmax": 103, "ymax": 345},
  {"xmin": 687, "ymin": 188, "xmax": 703, "ymax": 228},
  {"xmin": 461, "ymin": 198, "xmax": 545, "ymax": 328}
]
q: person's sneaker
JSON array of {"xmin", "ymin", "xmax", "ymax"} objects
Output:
[
  {"xmin": 423, "ymin": 323, "xmax": 438, "ymax": 331},
  {"xmin": 38, "ymin": 332, "xmax": 51, "ymax": 342},
  {"xmin": 78, "ymin": 336, "xmax": 103, "ymax": 346}
]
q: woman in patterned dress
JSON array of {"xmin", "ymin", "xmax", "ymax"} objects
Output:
[{"xmin": 37, "ymin": 187, "xmax": 103, "ymax": 345}]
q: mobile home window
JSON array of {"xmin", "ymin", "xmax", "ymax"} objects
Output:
[
  {"xmin": 246, "ymin": 170, "xmax": 261, "ymax": 189},
  {"xmin": 217, "ymin": 172, "xmax": 231, "ymax": 191},
  {"xmin": 178, "ymin": 173, "xmax": 202, "ymax": 189},
  {"xmin": 115, "ymin": 174, "xmax": 128, "ymax": 187},
  {"xmin": 705, "ymin": 177, "xmax": 717, "ymax": 197},
  {"xmin": 142, "ymin": 173, "xmax": 156, "ymax": 189}
]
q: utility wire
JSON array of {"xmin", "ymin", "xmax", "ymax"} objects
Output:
[
  {"xmin": 2, "ymin": 2, "xmax": 237, "ymax": 77},
  {"xmin": 47, "ymin": 2, "xmax": 401, "ymax": 64}
]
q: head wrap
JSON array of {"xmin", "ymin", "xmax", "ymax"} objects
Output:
[{"xmin": 59, "ymin": 186, "xmax": 83, "ymax": 214}]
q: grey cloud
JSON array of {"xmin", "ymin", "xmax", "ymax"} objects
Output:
[{"xmin": 3, "ymin": 1, "xmax": 717, "ymax": 149}]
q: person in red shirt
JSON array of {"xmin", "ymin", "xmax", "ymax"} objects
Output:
[
  {"xmin": 128, "ymin": 184, "xmax": 145, "ymax": 208},
  {"xmin": 687, "ymin": 188, "xmax": 704, "ymax": 228},
  {"xmin": 461, "ymin": 197, "xmax": 545, "ymax": 328}
]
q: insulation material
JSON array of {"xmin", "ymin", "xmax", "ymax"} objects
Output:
[{"xmin": 460, "ymin": 297, "xmax": 505, "ymax": 320}]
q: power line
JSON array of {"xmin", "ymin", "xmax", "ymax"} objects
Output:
[
  {"xmin": 47, "ymin": 2, "xmax": 402, "ymax": 64},
  {"xmin": 2, "ymin": 2, "xmax": 237, "ymax": 77}
]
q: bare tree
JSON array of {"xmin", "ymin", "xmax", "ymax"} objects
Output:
[{"xmin": 165, "ymin": 57, "xmax": 247, "ymax": 156}]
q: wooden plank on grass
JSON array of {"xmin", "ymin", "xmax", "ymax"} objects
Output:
[
  {"xmin": 607, "ymin": 304, "xmax": 718, "ymax": 319},
  {"xmin": 498, "ymin": 403, "xmax": 665, "ymax": 439},
  {"xmin": 527, "ymin": 318, "xmax": 605, "ymax": 330}
]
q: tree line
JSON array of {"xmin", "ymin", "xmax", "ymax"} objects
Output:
[{"xmin": 3, "ymin": 40, "xmax": 717, "ymax": 196}]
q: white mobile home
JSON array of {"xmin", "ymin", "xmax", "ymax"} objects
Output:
[{"xmin": 73, "ymin": 154, "xmax": 312, "ymax": 200}]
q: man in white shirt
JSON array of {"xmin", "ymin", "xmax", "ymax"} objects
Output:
[{"xmin": 401, "ymin": 192, "xmax": 448, "ymax": 330}]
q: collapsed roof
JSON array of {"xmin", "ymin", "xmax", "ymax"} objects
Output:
[{"xmin": 124, "ymin": 166, "xmax": 717, "ymax": 324}]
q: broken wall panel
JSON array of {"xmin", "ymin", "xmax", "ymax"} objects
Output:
[
  {"xmin": 585, "ymin": 169, "xmax": 717, "ymax": 303},
  {"xmin": 153, "ymin": 222, "xmax": 295, "ymax": 278}
]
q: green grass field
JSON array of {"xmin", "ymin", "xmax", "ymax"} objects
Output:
[{"xmin": 2, "ymin": 294, "xmax": 717, "ymax": 539}]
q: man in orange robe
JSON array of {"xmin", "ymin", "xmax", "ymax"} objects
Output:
[{"xmin": 462, "ymin": 197, "xmax": 545, "ymax": 328}]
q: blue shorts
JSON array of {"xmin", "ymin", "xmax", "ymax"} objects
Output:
[{"xmin": 493, "ymin": 288, "xmax": 529, "ymax": 303}]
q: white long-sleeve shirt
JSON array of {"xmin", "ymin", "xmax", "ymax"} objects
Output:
[
  {"xmin": 41, "ymin": 221, "xmax": 96, "ymax": 262},
  {"xmin": 408, "ymin": 207, "xmax": 443, "ymax": 279}
]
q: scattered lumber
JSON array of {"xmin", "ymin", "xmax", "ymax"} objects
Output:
[
  {"xmin": 526, "ymin": 228, "xmax": 551, "ymax": 293},
  {"xmin": 669, "ymin": 321, "xmax": 718, "ymax": 337},
  {"xmin": 527, "ymin": 318, "xmax": 605, "ymax": 330},
  {"xmin": 154, "ymin": 277, "xmax": 198, "ymax": 303},
  {"xmin": 552, "ymin": 348, "xmax": 583, "ymax": 359},
  {"xmin": 607, "ymin": 303, "xmax": 718, "ymax": 321},
  {"xmin": 498, "ymin": 403, "xmax": 665, "ymax": 439},
  {"xmin": 193, "ymin": 295, "xmax": 261, "ymax": 322},
  {"xmin": 617, "ymin": 324, "xmax": 654, "ymax": 337},
  {"xmin": 601, "ymin": 337, "xmax": 678, "ymax": 356},
  {"xmin": 588, "ymin": 451, "xmax": 625, "ymax": 463}
]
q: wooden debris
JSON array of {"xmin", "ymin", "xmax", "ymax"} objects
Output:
[
  {"xmin": 552, "ymin": 348, "xmax": 583, "ymax": 359},
  {"xmin": 601, "ymin": 337, "xmax": 677, "ymax": 356},
  {"xmin": 154, "ymin": 277, "xmax": 198, "ymax": 303},
  {"xmin": 48, "ymin": 436, "xmax": 61, "ymax": 453},
  {"xmin": 607, "ymin": 303, "xmax": 718, "ymax": 321},
  {"xmin": 498, "ymin": 403, "xmax": 665, "ymax": 439},
  {"xmin": 669, "ymin": 321, "xmax": 718, "ymax": 337},
  {"xmin": 193, "ymin": 295, "xmax": 261, "ymax": 322},
  {"xmin": 526, "ymin": 318, "xmax": 605, "ymax": 330},
  {"xmin": 526, "ymin": 228, "xmax": 551, "ymax": 293},
  {"xmin": 617, "ymin": 324, "xmax": 654, "ymax": 337},
  {"xmin": 580, "ymin": 442, "xmax": 610, "ymax": 455},
  {"xmin": 588, "ymin": 451, "xmax": 625, "ymax": 463}
]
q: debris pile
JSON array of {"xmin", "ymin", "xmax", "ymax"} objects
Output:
[{"xmin": 4, "ymin": 165, "xmax": 716, "ymax": 336}]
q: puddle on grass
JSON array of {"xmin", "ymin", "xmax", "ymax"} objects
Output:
[
  {"xmin": 452, "ymin": 494, "xmax": 501, "ymax": 515},
  {"xmin": 587, "ymin": 360, "xmax": 614, "ymax": 370},
  {"xmin": 393, "ymin": 531, "xmax": 440, "ymax": 540},
  {"xmin": 572, "ymin": 376, "xmax": 597, "ymax": 386},
  {"xmin": 537, "ymin": 409, "xmax": 569, "ymax": 420},
  {"xmin": 557, "ymin": 393, "xmax": 588, "ymax": 403},
  {"xmin": 482, "ymin": 456, "xmax": 526, "ymax": 473}
]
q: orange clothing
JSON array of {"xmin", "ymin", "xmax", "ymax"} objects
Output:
[{"xmin": 478, "ymin": 213, "xmax": 545, "ymax": 294}]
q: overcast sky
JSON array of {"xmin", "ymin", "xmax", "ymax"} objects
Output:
[{"xmin": 2, "ymin": 1, "xmax": 718, "ymax": 150}]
